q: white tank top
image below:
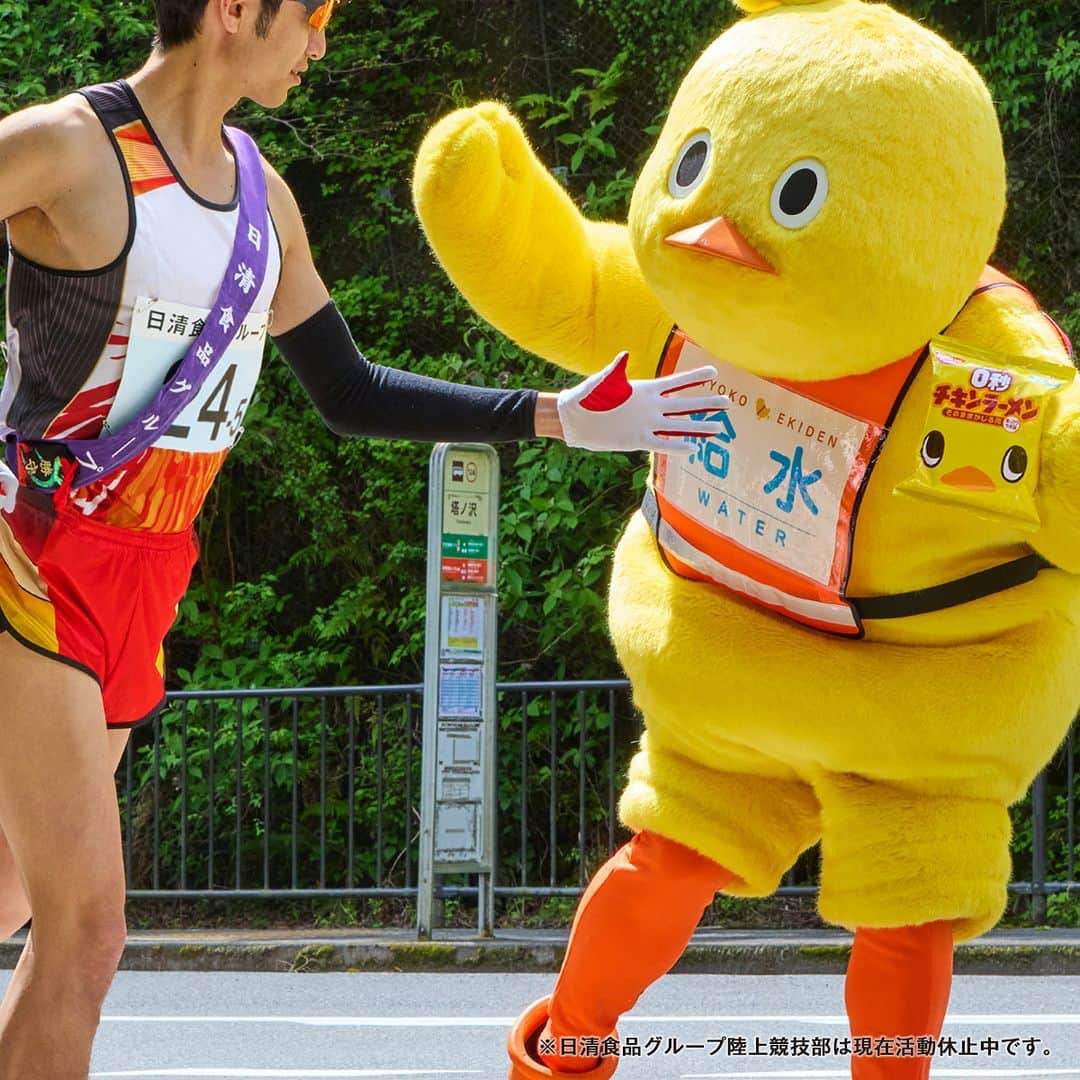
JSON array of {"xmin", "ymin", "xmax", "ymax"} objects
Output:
[{"xmin": 1, "ymin": 80, "xmax": 282, "ymax": 531}]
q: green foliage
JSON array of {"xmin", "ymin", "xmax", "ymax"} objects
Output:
[
  {"xmin": 517, "ymin": 53, "xmax": 637, "ymax": 215},
  {"xmin": 0, "ymin": 0, "xmax": 150, "ymax": 110},
  {"xmin": 582, "ymin": 0, "xmax": 736, "ymax": 105},
  {"xmin": 899, "ymin": 0, "xmax": 1078, "ymax": 331},
  {"xmin": 1010, "ymin": 731, "xmax": 1080, "ymax": 922},
  {"xmin": 1046, "ymin": 893, "xmax": 1080, "ymax": 927},
  {"xmin": 123, "ymin": 692, "xmax": 421, "ymax": 892}
]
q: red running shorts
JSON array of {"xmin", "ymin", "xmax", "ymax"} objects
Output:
[{"xmin": 0, "ymin": 490, "xmax": 198, "ymax": 728}]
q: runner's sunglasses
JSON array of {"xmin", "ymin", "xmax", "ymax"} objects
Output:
[{"xmin": 301, "ymin": 0, "xmax": 340, "ymax": 31}]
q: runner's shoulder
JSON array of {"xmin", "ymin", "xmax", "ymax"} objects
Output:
[{"xmin": 0, "ymin": 95, "xmax": 111, "ymax": 193}]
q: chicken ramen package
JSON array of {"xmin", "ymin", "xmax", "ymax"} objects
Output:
[{"xmin": 896, "ymin": 336, "xmax": 1075, "ymax": 530}]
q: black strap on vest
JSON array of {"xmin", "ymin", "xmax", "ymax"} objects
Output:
[
  {"xmin": 644, "ymin": 488, "xmax": 1052, "ymax": 622},
  {"xmin": 848, "ymin": 553, "xmax": 1052, "ymax": 621}
]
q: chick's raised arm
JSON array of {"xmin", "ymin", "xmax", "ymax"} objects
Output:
[{"xmin": 412, "ymin": 102, "xmax": 671, "ymax": 379}]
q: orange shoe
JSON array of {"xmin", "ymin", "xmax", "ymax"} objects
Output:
[{"xmin": 507, "ymin": 997, "xmax": 619, "ymax": 1080}]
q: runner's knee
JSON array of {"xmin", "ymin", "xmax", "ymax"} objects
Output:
[
  {"xmin": 68, "ymin": 908, "xmax": 126, "ymax": 1006},
  {"xmin": 69, "ymin": 898, "xmax": 127, "ymax": 960},
  {"xmin": 30, "ymin": 896, "xmax": 126, "ymax": 982}
]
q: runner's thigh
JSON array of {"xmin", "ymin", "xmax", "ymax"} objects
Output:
[
  {"xmin": 0, "ymin": 724, "xmax": 131, "ymax": 910},
  {"xmin": 0, "ymin": 633, "xmax": 126, "ymax": 913}
]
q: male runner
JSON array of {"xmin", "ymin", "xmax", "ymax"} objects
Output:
[{"xmin": 0, "ymin": 1, "xmax": 727, "ymax": 1075}]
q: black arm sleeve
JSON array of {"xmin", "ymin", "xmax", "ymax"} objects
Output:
[{"xmin": 272, "ymin": 301, "xmax": 538, "ymax": 442}]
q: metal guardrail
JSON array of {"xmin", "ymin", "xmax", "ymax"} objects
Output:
[{"xmin": 118, "ymin": 683, "xmax": 1079, "ymax": 914}]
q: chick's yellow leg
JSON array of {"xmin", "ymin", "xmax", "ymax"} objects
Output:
[
  {"xmin": 619, "ymin": 731, "xmax": 823, "ymax": 897},
  {"xmin": 814, "ymin": 772, "xmax": 1012, "ymax": 942}
]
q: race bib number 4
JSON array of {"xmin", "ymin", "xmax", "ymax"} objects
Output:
[
  {"xmin": 105, "ymin": 297, "xmax": 268, "ymax": 454},
  {"xmin": 656, "ymin": 337, "xmax": 879, "ymax": 588}
]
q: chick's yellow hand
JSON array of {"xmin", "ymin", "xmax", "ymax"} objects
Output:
[{"xmin": 412, "ymin": 102, "xmax": 670, "ymax": 379}]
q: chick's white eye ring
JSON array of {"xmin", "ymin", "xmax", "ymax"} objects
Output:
[
  {"xmin": 770, "ymin": 158, "xmax": 828, "ymax": 229},
  {"xmin": 669, "ymin": 132, "xmax": 712, "ymax": 199}
]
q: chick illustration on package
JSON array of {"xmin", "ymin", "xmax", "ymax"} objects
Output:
[
  {"xmin": 898, "ymin": 337, "xmax": 1073, "ymax": 530},
  {"xmin": 413, "ymin": 0, "xmax": 1080, "ymax": 1076}
]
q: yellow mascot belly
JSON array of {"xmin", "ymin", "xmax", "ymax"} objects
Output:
[{"xmin": 611, "ymin": 510, "xmax": 1080, "ymax": 939}]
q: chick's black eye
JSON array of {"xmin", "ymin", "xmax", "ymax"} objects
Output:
[
  {"xmin": 921, "ymin": 430, "xmax": 945, "ymax": 468},
  {"xmin": 678, "ymin": 141, "xmax": 708, "ymax": 187},
  {"xmin": 770, "ymin": 158, "xmax": 829, "ymax": 229},
  {"xmin": 669, "ymin": 133, "xmax": 712, "ymax": 199},
  {"xmin": 779, "ymin": 170, "xmax": 818, "ymax": 215},
  {"xmin": 1001, "ymin": 445, "xmax": 1027, "ymax": 483}
]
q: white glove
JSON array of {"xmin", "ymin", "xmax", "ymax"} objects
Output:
[
  {"xmin": 557, "ymin": 351, "xmax": 731, "ymax": 454},
  {"xmin": 0, "ymin": 460, "xmax": 16, "ymax": 514}
]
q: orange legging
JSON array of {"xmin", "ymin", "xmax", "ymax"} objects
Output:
[{"xmin": 540, "ymin": 830, "xmax": 954, "ymax": 1078}]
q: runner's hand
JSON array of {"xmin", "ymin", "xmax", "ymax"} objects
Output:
[
  {"xmin": 557, "ymin": 351, "xmax": 731, "ymax": 454},
  {"xmin": 0, "ymin": 460, "xmax": 16, "ymax": 514}
]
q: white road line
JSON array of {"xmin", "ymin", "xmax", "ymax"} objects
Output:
[
  {"xmin": 102, "ymin": 1016, "xmax": 511, "ymax": 1026},
  {"xmin": 681, "ymin": 1071, "xmax": 1080, "ymax": 1079},
  {"xmin": 97, "ymin": 1013, "xmax": 1080, "ymax": 1026}
]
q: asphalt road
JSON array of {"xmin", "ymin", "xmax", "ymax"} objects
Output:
[{"xmin": 1, "ymin": 970, "xmax": 1077, "ymax": 1079}]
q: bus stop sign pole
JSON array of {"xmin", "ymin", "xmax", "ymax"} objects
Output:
[{"xmin": 417, "ymin": 444, "xmax": 499, "ymax": 939}]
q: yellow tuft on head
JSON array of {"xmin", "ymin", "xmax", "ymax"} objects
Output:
[{"xmin": 733, "ymin": 0, "xmax": 828, "ymax": 11}]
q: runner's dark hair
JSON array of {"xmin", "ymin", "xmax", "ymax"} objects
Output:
[{"xmin": 152, "ymin": 0, "xmax": 286, "ymax": 48}]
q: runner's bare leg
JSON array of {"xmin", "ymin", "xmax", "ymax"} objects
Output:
[
  {"xmin": 0, "ymin": 730, "xmax": 130, "ymax": 940},
  {"xmin": 0, "ymin": 632, "xmax": 130, "ymax": 1079},
  {"xmin": 0, "ymin": 725, "xmax": 131, "ymax": 1040}
]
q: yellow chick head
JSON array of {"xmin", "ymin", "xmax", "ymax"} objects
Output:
[{"xmin": 628, "ymin": 0, "xmax": 1006, "ymax": 381}]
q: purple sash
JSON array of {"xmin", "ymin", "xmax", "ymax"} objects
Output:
[{"xmin": 5, "ymin": 126, "xmax": 269, "ymax": 492}]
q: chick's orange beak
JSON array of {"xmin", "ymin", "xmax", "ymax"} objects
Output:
[
  {"xmin": 940, "ymin": 465, "xmax": 996, "ymax": 492},
  {"xmin": 665, "ymin": 216, "xmax": 776, "ymax": 274}
]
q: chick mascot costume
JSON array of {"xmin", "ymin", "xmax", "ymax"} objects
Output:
[{"xmin": 413, "ymin": 0, "xmax": 1080, "ymax": 1076}]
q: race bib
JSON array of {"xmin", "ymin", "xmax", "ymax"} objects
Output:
[
  {"xmin": 656, "ymin": 337, "xmax": 879, "ymax": 588},
  {"xmin": 105, "ymin": 297, "xmax": 268, "ymax": 454}
]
